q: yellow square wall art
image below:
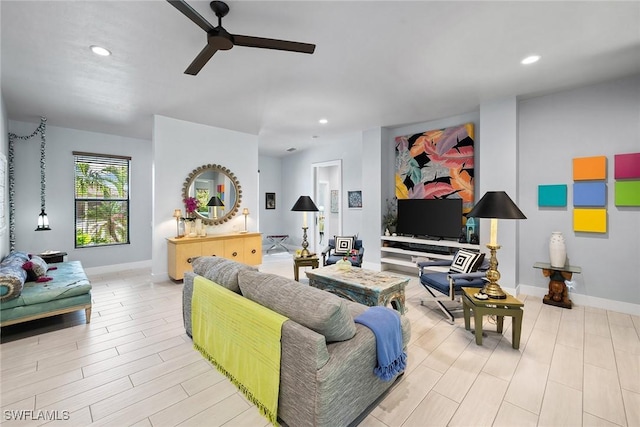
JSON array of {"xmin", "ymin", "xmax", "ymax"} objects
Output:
[
  {"xmin": 573, "ymin": 156, "xmax": 607, "ymax": 181},
  {"xmin": 573, "ymin": 208, "xmax": 607, "ymax": 233}
]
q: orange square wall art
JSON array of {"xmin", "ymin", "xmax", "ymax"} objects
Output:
[{"xmin": 573, "ymin": 156, "xmax": 607, "ymax": 181}]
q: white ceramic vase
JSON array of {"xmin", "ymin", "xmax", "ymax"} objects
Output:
[{"xmin": 549, "ymin": 231, "xmax": 567, "ymax": 268}]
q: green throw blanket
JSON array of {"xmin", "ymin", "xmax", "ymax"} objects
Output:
[{"xmin": 192, "ymin": 276, "xmax": 287, "ymax": 425}]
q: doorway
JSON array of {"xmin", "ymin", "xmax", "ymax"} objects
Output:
[{"xmin": 311, "ymin": 160, "xmax": 342, "ymax": 255}]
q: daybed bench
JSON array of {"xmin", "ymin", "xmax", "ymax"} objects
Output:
[
  {"xmin": 0, "ymin": 251, "xmax": 92, "ymax": 327},
  {"xmin": 183, "ymin": 256, "xmax": 411, "ymax": 427}
]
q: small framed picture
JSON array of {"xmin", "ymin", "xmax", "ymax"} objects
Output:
[
  {"xmin": 265, "ymin": 192, "xmax": 276, "ymax": 209},
  {"xmin": 348, "ymin": 190, "xmax": 362, "ymax": 209}
]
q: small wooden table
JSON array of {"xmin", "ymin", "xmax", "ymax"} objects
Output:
[
  {"xmin": 38, "ymin": 251, "xmax": 67, "ymax": 263},
  {"xmin": 293, "ymin": 256, "xmax": 319, "ymax": 281},
  {"xmin": 462, "ymin": 287, "xmax": 524, "ymax": 349},
  {"xmin": 305, "ymin": 265, "xmax": 409, "ymax": 314},
  {"xmin": 533, "ymin": 262, "xmax": 581, "ymax": 309}
]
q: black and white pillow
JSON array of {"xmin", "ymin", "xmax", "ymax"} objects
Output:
[
  {"xmin": 449, "ymin": 249, "xmax": 485, "ymax": 274},
  {"xmin": 334, "ymin": 236, "xmax": 355, "ymax": 256}
]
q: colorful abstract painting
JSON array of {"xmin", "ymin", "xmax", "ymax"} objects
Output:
[{"xmin": 395, "ymin": 123, "xmax": 475, "ymax": 211}]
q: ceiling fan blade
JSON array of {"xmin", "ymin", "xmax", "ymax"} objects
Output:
[
  {"xmin": 233, "ymin": 34, "xmax": 315, "ymax": 54},
  {"xmin": 185, "ymin": 44, "xmax": 219, "ymax": 75},
  {"xmin": 166, "ymin": 0, "xmax": 215, "ymax": 33}
]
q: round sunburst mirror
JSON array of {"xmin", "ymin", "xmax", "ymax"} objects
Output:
[{"xmin": 181, "ymin": 164, "xmax": 242, "ymax": 225}]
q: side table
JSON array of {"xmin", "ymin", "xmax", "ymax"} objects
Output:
[
  {"xmin": 533, "ymin": 262, "xmax": 581, "ymax": 309},
  {"xmin": 462, "ymin": 287, "xmax": 524, "ymax": 349},
  {"xmin": 293, "ymin": 256, "xmax": 319, "ymax": 281},
  {"xmin": 38, "ymin": 251, "xmax": 67, "ymax": 263}
]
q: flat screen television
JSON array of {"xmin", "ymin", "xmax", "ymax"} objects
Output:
[{"xmin": 396, "ymin": 198, "xmax": 463, "ymax": 240}]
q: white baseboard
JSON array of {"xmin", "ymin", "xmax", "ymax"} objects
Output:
[
  {"xmin": 84, "ymin": 259, "xmax": 152, "ymax": 276},
  {"xmin": 517, "ymin": 284, "xmax": 640, "ymax": 316}
]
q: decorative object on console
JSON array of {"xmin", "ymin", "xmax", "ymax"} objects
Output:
[
  {"xmin": 207, "ymin": 195, "xmax": 224, "ymax": 219},
  {"xmin": 291, "ymin": 195, "xmax": 319, "ymax": 258},
  {"xmin": 465, "ymin": 191, "xmax": 527, "ymax": 299},
  {"xmin": 173, "ymin": 209, "xmax": 184, "ymax": 238},
  {"xmin": 549, "ymin": 231, "xmax": 566, "ymax": 268},
  {"xmin": 241, "ymin": 208, "xmax": 249, "ymax": 233}
]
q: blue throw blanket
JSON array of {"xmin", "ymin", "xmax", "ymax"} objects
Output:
[{"xmin": 354, "ymin": 306, "xmax": 407, "ymax": 381}]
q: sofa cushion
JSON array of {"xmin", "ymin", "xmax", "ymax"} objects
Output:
[
  {"xmin": 23, "ymin": 255, "xmax": 48, "ymax": 281},
  {"xmin": 238, "ymin": 270, "xmax": 356, "ymax": 342},
  {"xmin": 0, "ymin": 252, "xmax": 30, "ymax": 302},
  {"xmin": 191, "ymin": 256, "xmax": 257, "ymax": 293}
]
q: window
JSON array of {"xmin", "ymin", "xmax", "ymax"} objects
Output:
[{"xmin": 74, "ymin": 152, "xmax": 130, "ymax": 248}]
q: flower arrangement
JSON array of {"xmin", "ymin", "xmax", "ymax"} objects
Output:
[{"xmin": 183, "ymin": 197, "xmax": 200, "ymax": 220}]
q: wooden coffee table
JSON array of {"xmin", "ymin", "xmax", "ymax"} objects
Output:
[{"xmin": 305, "ymin": 265, "xmax": 408, "ymax": 314}]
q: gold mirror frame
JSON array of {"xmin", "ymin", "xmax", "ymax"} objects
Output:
[{"xmin": 181, "ymin": 164, "xmax": 242, "ymax": 226}]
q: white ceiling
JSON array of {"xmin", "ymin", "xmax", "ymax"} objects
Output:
[{"xmin": 2, "ymin": 1, "xmax": 639, "ymax": 157}]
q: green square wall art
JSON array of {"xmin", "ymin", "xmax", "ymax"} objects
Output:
[{"xmin": 615, "ymin": 181, "xmax": 640, "ymax": 206}]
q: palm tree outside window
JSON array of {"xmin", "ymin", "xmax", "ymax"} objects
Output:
[{"xmin": 74, "ymin": 152, "xmax": 130, "ymax": 248}]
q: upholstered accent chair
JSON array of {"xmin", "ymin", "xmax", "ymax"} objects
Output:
[
  {"xmin": 418, "ymin": 249, "xmax": 488, "ymax": 323},
  {"xmin": 321, "ymin": 237, "xmax": 364, "ymax": 267}
]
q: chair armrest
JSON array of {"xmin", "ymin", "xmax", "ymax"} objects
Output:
[
  {"xmin": 418, "ymin": 260, "xmax": 452, "ymax": 268},
  {"xmin": 448, "ymin": 271, "xmax": 487, "ymax": 280},
  {"xmin": 321, "ymin": 246, "xmax": 331, "ymax": 256}
]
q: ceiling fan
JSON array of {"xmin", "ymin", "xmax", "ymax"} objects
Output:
[{"xmin": 167, "ymin": 0, "xmax": 316, "ymax": 75}]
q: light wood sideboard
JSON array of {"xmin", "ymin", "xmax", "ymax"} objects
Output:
[{"xmin": 167, "ymin": 232, "xmax": 262, "ymax": 280}]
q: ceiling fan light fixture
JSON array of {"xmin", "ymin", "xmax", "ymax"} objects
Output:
[
  {"xmin": 521, "ymin": 55, "xmax": 541, "ymax": 65},
  {"xmin": 90, "ymin": 45, "xmax": 111, "ymax": 56}
]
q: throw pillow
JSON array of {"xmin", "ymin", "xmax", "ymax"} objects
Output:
[
  {"xmin": 23, "ymin": 255, "xmax": 48, "ymax": 281},
  {"xmin": 449, "ymin": 249, "xmax": 485, "ymax": 274},
  {"xmin": 0, "ymin": 251, "xmax": 30, "ymax": 301},
  {"xmin": 333, "ymin": 235, "xmax": 355, "ymax": 256},
  {"xmin": 191, "ymin": 256, "xmax": 258, "ymax": 294},
  {"xmin": 238, "ymin": 270, "xmax": 356, "ymax": 342}
]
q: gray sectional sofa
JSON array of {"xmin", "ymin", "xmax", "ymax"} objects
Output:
[{"xmin": 182, "ymin": 256, "xmax": 411, "ymax": 427}]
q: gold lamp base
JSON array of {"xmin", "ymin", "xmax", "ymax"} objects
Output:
[
  {"xmin": 481, "ymin": 244, "xmax": 507, "ymax": 299},
  {"xmin": 300, "ymin": 226, "xmax": 311, "ymax": 257}
]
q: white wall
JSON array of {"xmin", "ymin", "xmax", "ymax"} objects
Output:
[
  {"xmin": 517, "ymin": 74, "xmax": 640, "ymax": 309},
  {"xmin": 9, "ymin": 120, "xmax": 152, "ymax": 268},
  {"xmin": 279, "ymin": 133, "xmax": 362, "ymax": 251},
  {"xmin": 258, "ymin": 155, "xmax": 283, "ymax": 240},
  {"xmin": 478, "ymin": 97, "xmax": 519, "ymax": 292},
  {"xmin": 151, "ymin": 115, "xmax": 258, "ymax": 280},
  {"xmin": 0, "ymin": 94, "xmax": 8, "ymax": 259}
]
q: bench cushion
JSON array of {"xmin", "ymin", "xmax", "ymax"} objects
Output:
[{"xmin": 1, "ymin": 261, "xmax": 91, "ymax": 310}]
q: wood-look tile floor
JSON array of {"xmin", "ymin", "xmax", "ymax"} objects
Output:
[{"xmin": 1, "ymin": 252, "xmax": 638, "ymax": 426}]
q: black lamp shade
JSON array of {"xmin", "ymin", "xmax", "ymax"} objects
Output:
[
  {"xmin": 466, "ymin": 191, "xmax": 527, "ymax": 219},
  {"xmin": 207, "ymin": 196, "xmax": 224, "ymax": 207},
  {"xmin": 291, "ymin": 196, "xmax": 319, "ymax": 212}
]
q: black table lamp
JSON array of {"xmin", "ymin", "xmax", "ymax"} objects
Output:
[
  {"xmin": 207, "ymin": 196, "xmax": 224, "ymax": 219},
  {"xmin": 466, "ymin": 191, "xmax": 526, "ymax": 299},
  {"xmin": 291, "ymin": 196, "xmax": 319, "ymax": 257}
]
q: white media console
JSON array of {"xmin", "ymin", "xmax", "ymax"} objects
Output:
[{"xmin": 380, "ymin": 235, "xmax": 481, "ymax": 273}]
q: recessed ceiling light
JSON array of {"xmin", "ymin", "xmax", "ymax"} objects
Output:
[
  {"xmin": 90, "ymin": 45, "xmax": 111, "ymax": 56},
  {"xmin": 318, "ymin": 118, "xmax": 328, "ymax": 124},
  {"xmin": 286, "ymin": 147, "xmax": 297, "ymax": 152},
  {"xmin": 521, "ymin": 55, "xmax": 541, "ymax": 65}
]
